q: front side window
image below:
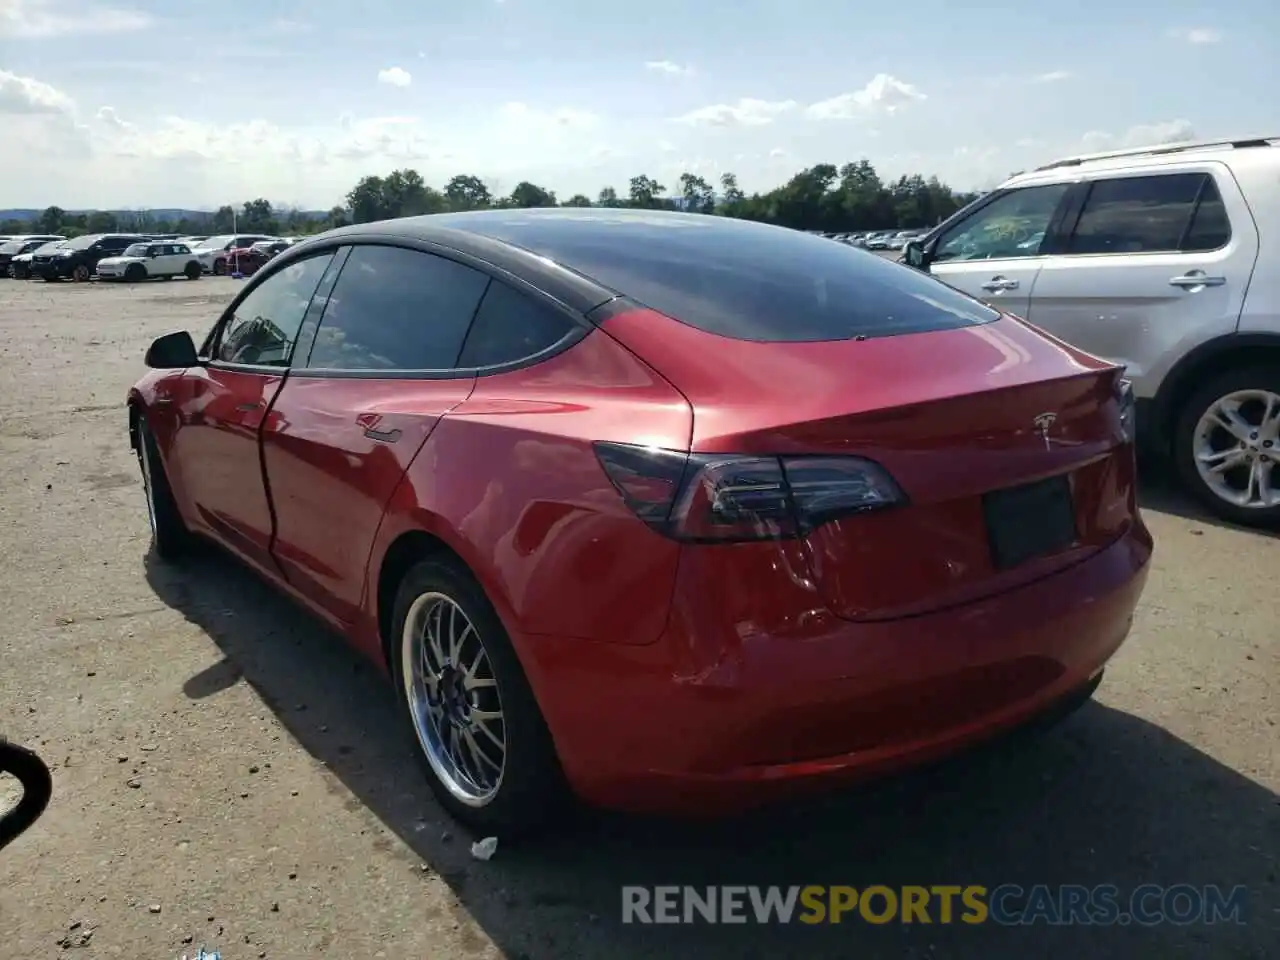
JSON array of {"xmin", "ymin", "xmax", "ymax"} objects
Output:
[
  {"xmin": 214, "ymin": 252, "xmax": 334, "ymax": 366},
  {"xmin": 934, "ymin": 184, "xmax": 1071, "ymax": 262},
  {"xmin": 305, "ymin": 245, "xmax": 490, "ymax": 371},
  {"xmin": 1067, "ymin": 173, "xmax": 1207, "ymax": 255}
]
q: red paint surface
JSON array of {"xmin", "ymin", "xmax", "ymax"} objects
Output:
[{"xmin": 131, "ymin": 305, "xmax": 1152, "ymax": 816}]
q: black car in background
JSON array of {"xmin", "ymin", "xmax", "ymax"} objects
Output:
[
  {"xmin": 31, "ymin": 233, "xmax": 145, "ymax": 282},
  {"xmin": 0, "ymin": 236, "xmax": 65, "ymax": 278}
]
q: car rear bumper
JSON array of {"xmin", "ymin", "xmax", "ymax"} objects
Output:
[{"xmin": 518, "ymin": 521, "xmax": 1153, "ymax": 816}]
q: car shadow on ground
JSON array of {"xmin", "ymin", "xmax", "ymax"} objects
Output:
[
  {"xmin": 146, "ymin": 550, "xmax": 1278, "ymax": 960},
  {"xmin": 1137, "ymin": 460, "xmax": 1279, "ymax": 539}
]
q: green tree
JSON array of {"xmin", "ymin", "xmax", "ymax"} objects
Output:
[
  {"xmin": 561, "ymin": 194, "xmax": 592, "ymax": 207},
  {"xmin": 85, "ymin": 211, "xmax": 116, "ymax": 232},
  {"xmin": 383, "ymin": 168, "xmax": 445, "ymax": 217},
  {"xmin": 596, "ymin": 186, "xmax": 621, "ymax": 207},
  {"xmin": 38, "ymin": 206, "xmax": 65, "ymax": 233},
  {"xmin": 212, "ymin": 205, "xmax": 236, "ymax": 232},
  {"xmin": 346, "ymin": 176, "xmax": 387, "ymax": 224},
  {"xmin": 443, "ymin": 174, "xmax": 492, "ymax": 211},
  {"xmin": 678, "ymin": 173, "xmax": 715, "ymax": 214},
  {"xmin": 508, "ymin": 181, "xmax": 557, "ymax": 208},
  {"xmin": 627, "ymin": 175, "xmax": 665, "ymax": 209}
]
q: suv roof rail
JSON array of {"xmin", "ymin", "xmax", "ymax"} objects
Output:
[{"xmin": 1033, "ymin": 135, "xmax": 1279, "ymax": 172}]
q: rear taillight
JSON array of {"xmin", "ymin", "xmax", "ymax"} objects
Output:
[
  {"xmin": 593, "ymin": 442, "xmax": 905, "ymax": 542},
  {"xmin": 1116, "ymin": 377, "xmax": 1136, "ymax": 443}
]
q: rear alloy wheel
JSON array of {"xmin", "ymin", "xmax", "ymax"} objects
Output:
[
  {"xmin": 71, "ymin": 264, "xmax": 90, "ymax": 282},
  {"xmin": 213, "ymin": 259, "xmax": 227, "ymax": 276},
  {"xmin": 390, "ymin": 558, "xmax": 566, "ymax": 837},
  {"xmin": 184, "ymin": 262, "xmax": 201, "ymax": 280},
  {"xmin": 1174, "ymin": 366, "xmax": 1280, "ymax": 527},
  {"xmin": 124, "ymin": 263, "xmax": 146, "ymax": 282},
  {"xmin": 135, "ymin": 418, "xmax": 191, "ymax": 559}
]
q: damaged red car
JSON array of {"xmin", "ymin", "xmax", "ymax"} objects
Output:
[{"xmin": 128, "ymin": 209, "xmax": 1153, "ymax": 834}]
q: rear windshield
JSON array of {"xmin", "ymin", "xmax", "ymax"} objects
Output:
[
  {"xmin": 0, "ymin": 241, "xmax": 24, "ymax": 255},
  {"xmin": 445, "ymin": 211, "xmax": 1000, "ymax": 342}
]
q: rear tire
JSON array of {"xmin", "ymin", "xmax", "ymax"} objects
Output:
[
  {"xmin": 390, "ymin": 557, "xmax": 567, "ymax": 838},
  {"xmin": 184, "ymin": 262, "xmax": 201, "ymax": 280},
  {"xmin": 213, "ymin": 259, "xmax": 227, "ymax": 276},
  {"xmin": 1173, "ymin": 365, "xmax": 1280, "ymax": 528},
  {"xmin": 135, "ymin": 417, "xmax": 191, "ymax": 560}
]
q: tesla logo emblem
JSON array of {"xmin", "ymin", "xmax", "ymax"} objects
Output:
[{"xmin": 1033, "ymin": 412, "xmax": 1058, "ymax": 449}]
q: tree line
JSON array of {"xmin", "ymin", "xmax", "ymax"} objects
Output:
[
  {"xmin": 1, "ymin": 159, "xmax": 983, "ymax": 239},
  {"xmin": 344, "ymin": 162, "xmax": 981, "ymax": 232}
]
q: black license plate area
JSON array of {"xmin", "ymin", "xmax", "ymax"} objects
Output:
[{"xmin": 983, "ymin": 474, "xmax": 1078, "ymax": 570}]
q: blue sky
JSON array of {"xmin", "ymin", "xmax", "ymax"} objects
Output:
[{"xmin": 1, "ymin": 0, "xmax": 1275, "ymax": 209}]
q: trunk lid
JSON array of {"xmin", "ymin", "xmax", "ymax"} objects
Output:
[{"xmin": 600, "ymin": 309, "xmax": 1136, "ymax": 620}]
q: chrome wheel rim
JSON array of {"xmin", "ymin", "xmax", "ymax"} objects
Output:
[
  {"xmin": 400, "ymin": 592, "xmax": 505, "ymax": 807},
  {"xmin": 1193, "ymin": 388, "xmax": 1280, "ymax": 509}
]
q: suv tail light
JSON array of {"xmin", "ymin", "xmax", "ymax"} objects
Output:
[{"xmin": 593, "ymin": 441, "xmax": 905, "ymax": 542}]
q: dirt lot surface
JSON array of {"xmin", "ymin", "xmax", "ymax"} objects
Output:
[{"xmin": 0, "ymin": 276, "xmax": 1276, "ymax": 960}]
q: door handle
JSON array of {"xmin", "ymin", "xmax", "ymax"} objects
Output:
[
  {"xmin": 1169, "ymin": 273, "xmax": 1226, "ymax": 289},
  {"xmin": 981, "ymin": 277, "xmax": 1020, "ymax": 292},
  {"xmin": 235, "ymin": 402, "xmax": 263, "ymax": 412}
]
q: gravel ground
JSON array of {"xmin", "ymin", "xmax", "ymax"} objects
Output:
[{"xmin": 0, "ymin": 276, "xmax": 1275, "ymax": 960}]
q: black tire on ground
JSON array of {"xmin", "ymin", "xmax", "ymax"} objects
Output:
[
  {"xmin": 124, "ymin": 263, "xmax": 146, "ymax": 282},
  {"xmin": 184, "ymin": 261, "xmax": 201, "ymax": 280},
  {"xmin": 389, "ymin": 557, "xmax": 568, "ymax": 838},
  {"xmin": 213, "ymin": 259, "xmax": 227, "ymax": 276},
  {"xmin": 1173, "ymin": 364, "xmax": 1280, "ymax": 528},
  {"xmin": 135, "ymin": 417, "xmax": 191, "ymax": 560},
  {"xmin": 71, "ymin": 264, "xmax": 90, "ymax": 282},
  {"xmin": 0, "ymin": 739, "xmax": 52, "ymax": 852},
  {"xmin": 13, "ymin": 263, "xmax": 28, "ymax": 279}
]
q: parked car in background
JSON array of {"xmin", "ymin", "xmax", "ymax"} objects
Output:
[
  {"xmin": 191, "ymin": 234, "xmax": 277, "ymax": 274},
  {"xmin": 129, "ymin": 208, "xmax": 1151, "ymax": 834},
  {"xmin": 864, "ymin": 232, "xmax": 892, "ymax": 249},
  {"xmin": 9, "ymin": 239, "xmax": 64, "ymax": 279},
  {"xmin": 31, "ymin": 233, "xmax": 144, "ymax": 281},
  {"xmin": 96, "ymin": 241, "xmax": 203, "ymax": 282},
  {"xmin": 0, "ymin": 236, "xmax": 64, "ymax": 278},
  {"xmin": 179, "ymin": 236, "xmax": 209, "ymax": 247},
  {"xmin": 903, "ymin": 135, "xmax": 1280, "ymax": 526},
  {"xmin": 231, "ymin": 239, "xmax": 293, "ymax": 276}
]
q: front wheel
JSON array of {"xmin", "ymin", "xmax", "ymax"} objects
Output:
[
  {"xmin": 1173, "ymin": 366, "xmax": 1280, "ymax": 527},
  {"xmin": 184, "ymin": 261, "xmax": 201, "ymax": 280},
  {"xmin": 71, "ymin": 264, "xmax": 90, "ymax": 282},
  {"xmin": 124, "ymin": 263, "xmax": 146, "ymax": 282},
  {"xmin": 390, "ymin": 558, "xmax": 567, "ymax": 837},
  {"xmin": 212, "ymin": 259, "xmax": 227, "ymax": 276},
  {"xmin": 135, "ymin": 417, "xmax": 191, "ymax": 559}
]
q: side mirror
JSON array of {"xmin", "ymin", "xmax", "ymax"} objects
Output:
[
  {"xmin": 145, "ymin": 331, "xmax": 199, "ymax": 368},
  {"xmin": 902, "ymin": 240, "xmax": 930, "ymax": 271}
]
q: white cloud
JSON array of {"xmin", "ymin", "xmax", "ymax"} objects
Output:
[
  {"xmin": 0, "ymin": 0, "xmax": 150, "ymax": 37},
  {"xmin": 1081, "ymin": 119, "xmax": 1197, "ymax": 151},
  {"xmin": 1169, "ymin": 27, "xmax": 1222, "ymax": 44},
  {"xmin": 803, "ymin": 74, "xmax": 925, "ymax": 120},
  {"xmin": 645, "ymin": 60, "xmax": 693, "ymax": 77},
  {"xmin": 0, "ymin": 68, "xmax": 75, "ymax": 114},
  {"xmin": 769, "ymin": 147, "xmax": 787, "ymax": 158},
  {"xmin": 95, "ymin": 105, "xmax": 135, "ymax": 132},
  {"xmin": 376, "ymin": 66, "xmax": 412, "ymax": 87},
  {"xmin": 1032, "ymin": 70, "xmax": 1072, "ymax": 83},
  {"xmin": 673, "ymin": 97, "xmax": 797, "ymax": 127}
]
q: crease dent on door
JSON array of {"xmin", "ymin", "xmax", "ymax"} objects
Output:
[{"xmin": 261, "ymin": 376, "xmax": 478, "ymax": 625}]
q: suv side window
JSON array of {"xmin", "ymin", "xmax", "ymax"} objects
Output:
[
  {"xmin": 304, "ymin": 245, "xmax": 490, "ymax": 371},
  {"xmin": 458, "ymin": 280, "xmax": 579, "ymax": 368},
  {"xmin": 1180, "ymin": 176, "xmax": 1232, "ymax": 252},
  {"xmin": 214, "ymin": 252, "xmax": 335, "ymax": 366},
  {"xmin": 1067, "ymin": 173, "xmax": 1210, "ymax": 255},
  {"xmin": 934, "ymin": 184, "xmax": 1070, "ymax": 262}
]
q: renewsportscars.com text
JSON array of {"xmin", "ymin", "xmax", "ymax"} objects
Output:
[{"xmin": 621, "ymin": 884, "xmax": 1248, "ymax": 926}]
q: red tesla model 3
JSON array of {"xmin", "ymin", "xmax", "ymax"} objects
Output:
[{"xmin": 128, "ymin": 209, "xmax": 1153, "ymax": 834}]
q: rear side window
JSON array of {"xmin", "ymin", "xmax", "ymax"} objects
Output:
[
  {"xmin": 458, "ymin": 281, "xmax": 578, "ymax": 368},
  {"xmin": 1180, "ymin": 177, "xmax": 1232, "ymax": 251},
  {"xmin": 450, "ymin": 214, "xmax": 999, "ymax": 342},
  {"xmin": 1067, "ymin": 173, "xmax": 1213, "ymax": 255},
  {"xmin": 305, "ymin": 245, "xmax": 490, "ymax": 370}
]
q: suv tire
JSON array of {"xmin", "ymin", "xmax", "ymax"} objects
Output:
[{"xmin": 1173, "ymin": 365, "xmax": 1280, "ymax": 528}]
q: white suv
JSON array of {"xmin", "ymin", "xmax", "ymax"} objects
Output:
[{"xmin": 904, "ymin": 136, "xmax": 1280, "ymax": 527}]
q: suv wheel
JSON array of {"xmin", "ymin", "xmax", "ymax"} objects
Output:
[
  {"xmin": 213, "ymin": 259, "xmax": 227, "ymax": 276},
  {"xmin": 184, "ymin": 262, "xmax": 201, "ymax": 280},
  {"xmin": 71, "ymin": 264, "xmax": 91, "ymax": 282},
  {"xmin": 1173, "ymin": 366, "xmax": 1280, "ymax": 527}
]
